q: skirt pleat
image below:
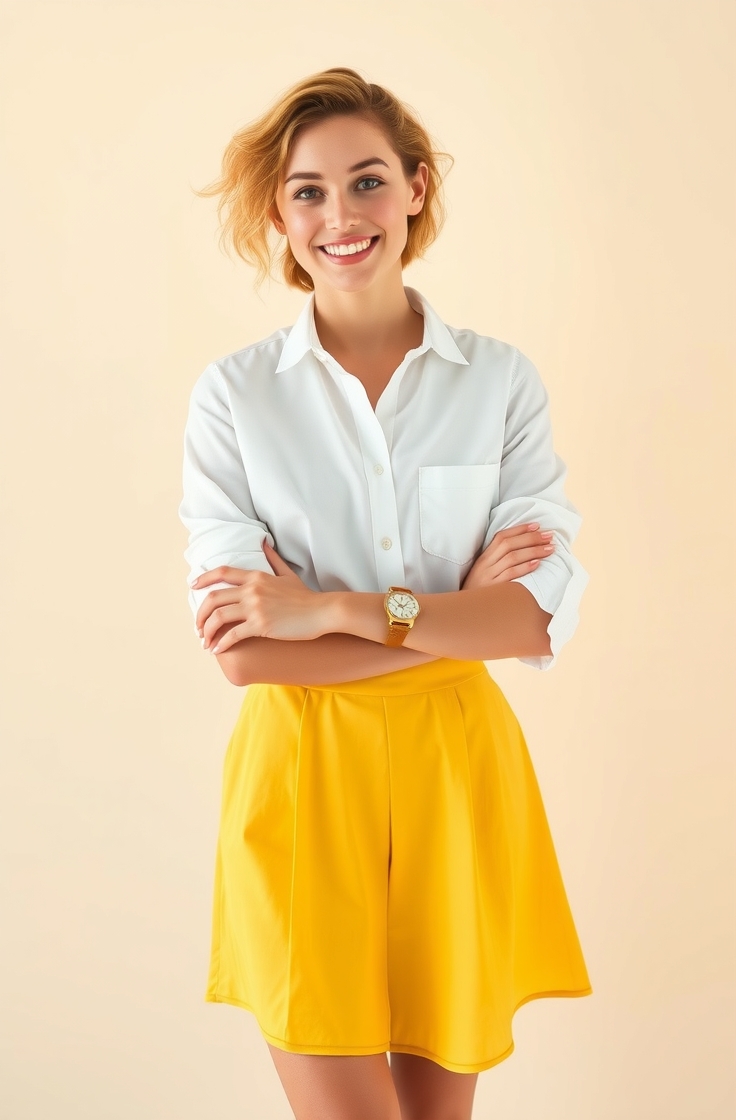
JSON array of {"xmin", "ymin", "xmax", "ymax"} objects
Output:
[{"xmin": 205, "ymin": 657, "xmax": 592, "ymax": 1074}]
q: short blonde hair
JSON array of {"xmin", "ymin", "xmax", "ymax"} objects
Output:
[{"xmin": 194, "ymin": 67, "xmax": 453, "ymax": 292}]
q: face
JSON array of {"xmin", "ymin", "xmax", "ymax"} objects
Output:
[{"xmin": 271, "ymin": 114, "xmax": 428, "ymax": 295}]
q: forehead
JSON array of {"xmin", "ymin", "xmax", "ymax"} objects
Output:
[{"xmin": 282, "ymin": 114, "xmax": 396, "ymax": 176}]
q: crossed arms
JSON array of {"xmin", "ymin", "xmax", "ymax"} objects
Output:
[{"xmin": 191, "ymin": 523, "xmax": 555, "ymax": 687}]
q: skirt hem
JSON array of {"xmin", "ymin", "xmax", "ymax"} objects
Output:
[{"xmin": 204, "ymin": 984, "xmax": 594, "ymax": 1074}]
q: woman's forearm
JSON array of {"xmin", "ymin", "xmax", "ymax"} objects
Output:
[
  {"xmin": 210, "ymin": 580, "xmax": 552, "ymax": 685},
  {"xmin": 215, "ymin": 632, "xmax": 439, "ymax": 687},
  {"xmin": 326, "ymin": 582, "xmax": 553, "ymax": 662}
]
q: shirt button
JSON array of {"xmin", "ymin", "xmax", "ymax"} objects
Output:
[
  {"xmin": 373, "ymin": 464, "xmax": 384, "ymax": 475},
  {"xmin": 381, "ymin": 537, "xmax": 392, "ymax": 550}
]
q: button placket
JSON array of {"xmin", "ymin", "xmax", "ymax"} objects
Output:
[{"xmin": 338, "ymin": 373, "xmax": 405, "ymax": 589}]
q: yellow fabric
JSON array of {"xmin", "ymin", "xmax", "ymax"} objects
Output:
[{"xmin": 205, "ymin": 657, "xmax": 592, "ymax": 1074}]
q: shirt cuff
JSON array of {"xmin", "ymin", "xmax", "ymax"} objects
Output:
[{"xmin": 512, "ymin": 545, "xmax": 590, "ymax": 670}]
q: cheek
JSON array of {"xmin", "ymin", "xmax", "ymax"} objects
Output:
[
  {"xmin": 279, "ymin": 207, "xmax": 313, "ymax": 248},
  {"xmin": 377, "ymin": 197, "xmax": 409, "ymax": 234},
  {"xmin": 286, "ymin": 223, "xmax": 317, "ymax": 263}
]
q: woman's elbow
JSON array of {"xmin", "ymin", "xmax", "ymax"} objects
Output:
[
  {"xmin": 216, "ymin": 659, "xmax": 244, "ymax": 687},
  {"xmin": 215, "ymin": 648, "xmax": 247, "ymax": 687},
  {"xmin": 506, "ymin": 585, "xmax": 553, "ymax": 657},
  {"xmin": 534, "ymin": 610, "xmax": 553, "ymax": 658}
]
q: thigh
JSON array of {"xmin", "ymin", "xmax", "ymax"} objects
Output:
[
  {"xmin": 389, "ymin": 1052, "xmax": 479, "ymax": 1120},
  {"xmin": 267, "ymin": 1044, "xmax": 402, "ymax": 1120}
]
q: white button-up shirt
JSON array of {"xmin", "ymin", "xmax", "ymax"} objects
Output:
[{"xmin": 179, "ymin": 286, "xmax": 588, "ymax": 670}]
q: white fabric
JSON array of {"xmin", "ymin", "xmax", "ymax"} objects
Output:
[{"xmin": 179, "ymin": 286, "xmax": 588, "ymax": 670}]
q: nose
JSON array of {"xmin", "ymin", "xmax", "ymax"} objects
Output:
[{"xmin": 324, "ymin": 189, "xmax": 360, "ymax": 233}]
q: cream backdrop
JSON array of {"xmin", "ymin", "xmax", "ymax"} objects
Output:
[{"xmin": 1, "ymin": 1, "xmax": 733, "ymax": 1118}]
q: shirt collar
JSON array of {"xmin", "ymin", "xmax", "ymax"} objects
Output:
[{"xmin": 274, "ymin": 285, "xmax": 469, "ymax": 373}]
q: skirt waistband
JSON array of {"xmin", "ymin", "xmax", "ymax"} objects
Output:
[{"xmin": 304, "ymin": 658, "xmax": 488, "ymax": 696}]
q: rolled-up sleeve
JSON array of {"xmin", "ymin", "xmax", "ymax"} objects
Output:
[
  {"xmin": 480, "ymin": 348, "xmax": 589, "ymax": 670},
  {"xmin": 178, "ymin": 363, "xmax": 274, "ymax": 633}
]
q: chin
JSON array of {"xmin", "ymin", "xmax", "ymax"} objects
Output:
[{"xmin": 313, "ymin": 270, "xmax": 378, "ymax": 295}]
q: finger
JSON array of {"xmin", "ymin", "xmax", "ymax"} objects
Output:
[
  {"xmin": 464, "ymin": 556, "xmax": 543, "ymax": 588},
  {"xmin": 261, "ymin": 540, "xmax": 293, "ymax": 576},
  {"xmin": 202, "ymin": 603, "xmax": 247, "ymax": 648},
  {"xmin": 195, "ymin": 586, "xmax": 245, "ymax": 635},
  {"xmin": 489, "ymin": 522, "xmax": 542, "ymax": 541},
  {"xmin": 493, "ymin": 529, "xmax": 554, "ymax": 553},
  {"xmin": 189, "ymin": 565, "xmax": 249, "ymax": 591},
  {"xmin": 211, "ymin": 621, "xmax": 253, "ymax": 656},
  {"xmin": 479, "ymin": 546, "xmax": 552, "ymax": 582},
  {"xmin": 468, "ymin": 542, "xmax": 554, "ymax": 586},
  {"xmin": 206, "ymin": 620, "xmax": 240, "ymax": 650},
  {"xmin": 495, "ymin": 542, "xmax": 555, "ymax": 568},
  {"xmin": 478, "ymin": 530, "xmax": 542, "ymax": 564},
  {"xmin": 473, "ymin": 535, "xmax": 553, "ymax": 575},
  {"xmin": 263, "ymin": 541, "xmax": 305, "ymax": 584},
  {"xmin": 498, "ymin": 558, "xmax": 544, "ymax": 580}
]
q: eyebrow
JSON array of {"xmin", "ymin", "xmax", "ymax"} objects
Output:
[{"xmin": 284, "ymin": 157, "xmax": 390, "ymax": 185}]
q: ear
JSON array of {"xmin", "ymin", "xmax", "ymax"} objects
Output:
[
  {"xmin": 268, "ymin": 202, "xmax": 286, "ymax": 236},
  {"xmin": 407, "ymin": 162, "xmax": 429, "ymax": 216}
]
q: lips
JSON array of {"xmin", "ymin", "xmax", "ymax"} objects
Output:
[{"xmin": 317, "ymin": 235, "xmax": 379, "ymax": 263}]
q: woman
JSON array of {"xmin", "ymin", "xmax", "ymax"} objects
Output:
[{"xmin": 179, "ymin": 67, "xmax": 592, "ymax": 1120}]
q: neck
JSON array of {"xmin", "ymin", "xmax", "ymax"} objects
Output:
[{"xmin": 312, "ymin": 272, "xmax": 422, "ymax": 356}]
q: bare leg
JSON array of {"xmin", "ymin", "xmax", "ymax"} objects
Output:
[
  {"xmin": 389, "ymin": 1052, "xmax": 479, "ymax": 1120},
  {"xmin": 267, "ymin": 1043, "xmax": 402, "ymax": 1120}
]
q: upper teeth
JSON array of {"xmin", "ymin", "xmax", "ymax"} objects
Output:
[{"xmin": 322, "ymin": 238, "xmax": 372, "ymax": 256}]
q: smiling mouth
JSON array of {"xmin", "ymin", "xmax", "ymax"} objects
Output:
[{"xmin": 318, "ymin": 236, "xmax": 379, "ymax": 260}]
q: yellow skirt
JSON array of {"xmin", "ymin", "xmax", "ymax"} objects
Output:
[{"xmin": 205, "ymin": 657, "xmax": 592, "ymax": 1074}]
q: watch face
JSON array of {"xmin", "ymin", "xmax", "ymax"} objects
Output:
[{"xmin": 387, "ymin": 592, "xmax": 419, "ymax": 620}]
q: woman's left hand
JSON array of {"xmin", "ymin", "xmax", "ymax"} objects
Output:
[{"xmin": 191, "ymin": 542, "xmax": 329, "ymax": 653}]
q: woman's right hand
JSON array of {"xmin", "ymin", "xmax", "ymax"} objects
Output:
[{"xmin": 461, "ymin": 523, "xmax": 556, "ymax": 590}]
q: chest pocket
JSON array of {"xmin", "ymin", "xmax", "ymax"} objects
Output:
[{"xmin": 418, "ymin": 463, "xmax": 500, "ymax": 565}]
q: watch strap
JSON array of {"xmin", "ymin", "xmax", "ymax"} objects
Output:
[{"xmin": 385, "ymin": 619, "xmax": 412, "ymax": 647}]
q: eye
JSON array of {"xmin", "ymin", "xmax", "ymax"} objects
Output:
[
  {"xmin": 356, "ymin": 177, "xmax": 383, "ymax": 190},
  {"xmin": 294, "ymin": 186, "xmax": 321, "ymax": 201}
]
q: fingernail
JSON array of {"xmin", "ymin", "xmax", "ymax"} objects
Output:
[
  {"xmin": 528, "ymin": 522, "xmax": 540, "ymax": 530},
  {"xmin": 540, "ymin": 531, "xmax": 553, "ymax": 539}
]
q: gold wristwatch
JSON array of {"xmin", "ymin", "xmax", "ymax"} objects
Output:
[{"xmin": 384, "ymin": 586, "xmax": 421, "ymax": 647}]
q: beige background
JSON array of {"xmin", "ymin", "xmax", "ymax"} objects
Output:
[{"xmin": 1, "ymin": 1, "xmax": 734, "ymax": 1117}]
